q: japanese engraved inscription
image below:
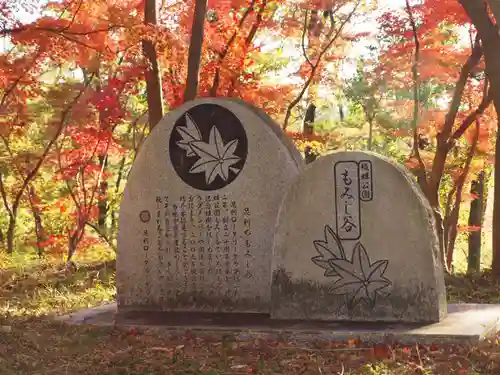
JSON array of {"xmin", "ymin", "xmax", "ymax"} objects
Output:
[
  {"xmin": 313, "ymin": 160, "xmax": 391, "ymax": 310},
  {"xmin": 334, "ymin": 161, "xmax": 361, "ymax": 240},
  {"xmin": 142, "ymin": 194, "xmax": 254, "ymax": 303},
  {"xmin": 334, "ymin": 160, "xmax": 373, "ymax": 240}
]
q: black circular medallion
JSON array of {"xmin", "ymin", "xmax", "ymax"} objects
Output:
[
  {"xmin": 169, "ymin": 104, "xmax": 248, "ymax": 191},
  {"xmin": 139, "ymin": 210, "xmax": 151, "ymax": 223}
]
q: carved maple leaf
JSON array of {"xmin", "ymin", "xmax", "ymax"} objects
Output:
[
  {"xmin": 328, "ymin": 242, "xmax": 391, "ymax": 309},
  {"xmin": 312, "ymin": 225, "xmax": 346, "ymax": 277},
  {"xmin": 189, "ymin": 125, "xmax": 241, "ymax": 184},
  {"xmin": 176, "ymin": 113, "xmax": 202, "ymax": 157}
]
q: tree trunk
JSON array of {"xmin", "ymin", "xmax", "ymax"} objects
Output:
[
  {"xmin": 459, "ymin": 0, "xmax": 500, "ymax": 275},
  {"xmin": 303, "ymin": 103, "xmax": 317, "ymax": 164},
  {"xmin": 67, "ymin": 219, "xmax": 86, "ymax": 262},
  {"xmin": 5, "ymin": 194, "xmax": 21, "ymax": 255},
  {"xmin": 6, "ymin": 213, "xmax": 16, "ymax": 254},
  {"xmin": 143, "ymin": 0, "xmax": 164, "ymax": 129},
  {"xmin": 453, "ymin": 1, "xmax": 498, "ymax": 271},
  {"xmin": 468, "ymin": 171, "xmax": 485, "ymax": 274},
  {"xmin": 303, "ymin": 103, "xmax": 315, "ymax": 135},
  {"xmin": 33, "ymin": 210, "xmax": 44, "ymax": 257},
  {"xmin": 184, "ymin": 0, "xmax": 208, "ymax": 102},
  {"xmin": 97, "ymin": 155, "xmax": 108, "ymax": 233},
  {"xmin": 493, "ymin": 130, "xmax": 500, "ymax": 274},
  {"xmin": 367, "ymin": 117, "xmax": 373, "ymax": 151},
  {"xmin": 111, "ymin": 155, "xmax": 126, "ymax": 240},
  {"xmin": 338, "ymin": 104, "xmax": 344, "ymax": 122},
  {"xmin": 28, "ymin": 186, "xmax": 46, "ymax": 258},
  {"xmin": 434, "ymin": 209, "xmax": 446, "ymax": 270}
]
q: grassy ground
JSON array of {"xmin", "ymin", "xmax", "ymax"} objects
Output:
[{"xmin": 1, "ymin": 256, "xmax": 500, "ymax": 374}]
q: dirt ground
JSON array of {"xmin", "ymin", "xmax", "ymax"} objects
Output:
[{"xmin": 1, "ymin": 262, "xmax": 500, "ymax": 374}]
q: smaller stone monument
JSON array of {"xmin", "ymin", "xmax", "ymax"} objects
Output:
[{"xmin": 271, "ymin": 151, "xmax": 447, "ymax": 323}]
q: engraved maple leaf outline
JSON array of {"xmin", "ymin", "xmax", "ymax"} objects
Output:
[
  {"xmin": 312, "ymin": 225, "xmax": 346, "ymax": 277},
  {"xmin": 176, "ymin": 113, "xmax": 202, "ymax": 157},
  {"xmin": 175, "ymin": 113, "xmax": 241, "ymax": 184},
  {"xmin": 312, "ymin": 225, "xmax": 392, "ymax": 309}
]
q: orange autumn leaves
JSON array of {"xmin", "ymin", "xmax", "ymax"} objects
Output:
[{"xmin": 378, "ymin": 0, "xmax": 494, "ymax": 153}]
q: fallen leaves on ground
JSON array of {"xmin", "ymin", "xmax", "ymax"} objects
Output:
[
  {"xmin": 446, "ymin": 270, "xmax": 500, "ymax": 304},
  {"xmin": 0, "ymin": 320, "xmax": 499, "ymax": 374},
  {"xmin": 1, "ymin": 262, "xmax": 500, "ymax": 374}
]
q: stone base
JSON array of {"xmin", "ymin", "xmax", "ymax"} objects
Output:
[{"xmin": 56, "ymin": 303, "xmax": 500, "ymax": 345}]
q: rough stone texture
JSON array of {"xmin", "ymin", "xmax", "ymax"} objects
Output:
[
  {"xmin": 117, "ymin": 98, "xmax": 303, "ymax": 313},
  {"xmin": 271, "ymin": 151, "xmax": 447, "ymax": 323},
  {"xmin": 58, "ymin": 303, "xmax": 500, "ymax": 345}
]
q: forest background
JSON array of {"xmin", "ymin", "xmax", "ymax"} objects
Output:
[{"xmin": 1, "ymin": 0, "xmax": 500, "ymax": 279}]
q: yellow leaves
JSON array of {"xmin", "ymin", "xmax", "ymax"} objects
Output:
[
  {"xmin": 419, "ymin": 110, "xmax": 446, "ymax": 138},
  {"xmin": 295, "ymin": 140, "xmax": 326, "ymax": 155}
]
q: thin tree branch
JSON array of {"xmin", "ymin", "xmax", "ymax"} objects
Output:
[
  {"xmin": 56, "ymin": 133, "xmax": 83, "ymax": 211},
  {"xmin": 301, "ymin": 10, "xmax": 313, "ymax": 69},
  {"xmin": 450, "ymin": 83, "xmax": 492, "ymax": 142},
  {"xmin": 445, "ymin": 118, "xmax": 480, "ymax": 269},
  {"xmin": 226, "ymin": 0, "xmax": 267, "ymax": 96},
  {"xmin": 1, "ymin": 22, "xmax": 130, "ymax": 36},
  {"xmin": 9, "ymin": 74, "xmax": 95, "ymax": 219},
  {"xmin": 442, "ymin": 34, "xmax": 482, "ymax": 138},
  {"xmin": 209, "ymin": 0, "xmax": 257, "ymax": 96},
  {"xmin": 85, "ymin": 221, "xmax": 117, "ymax": 252},
  {"xmin": 0, "ymin": 173, "xmax": 12, "ymax": 217},
  {"xmin": 0, "ymin": 50, "xmax": 42, "ymax": 109},
  {"xmin": 63, "ymin": 0, "xmax": 84, "ymax": 33},
  {"xmin": 283, "ymin": 2, "xmax": 359, "ymax": 129},
  {"xmin": 405, "ymin": 0, "xmax": 427, "ymax": 186}
]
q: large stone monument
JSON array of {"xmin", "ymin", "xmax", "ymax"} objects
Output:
[
  {"xmin": 271, "ymin": 151, "xmax": 447, "ymax": 323},
  {"xmin": 74, "ymin": 101, "xmax": 500, "ymax": 345},
  {"xmin": 117, "ymin": 98, "xmax": 303, "ymax": 313}
]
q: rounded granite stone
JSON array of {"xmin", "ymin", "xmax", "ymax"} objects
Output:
[
  {"xmin": 271, "ymin": 151, "xmax": 447, "ymax": 323},
  {"xmin": 117, "ymin": 98, "xmax": 304, "ymax": 314}
]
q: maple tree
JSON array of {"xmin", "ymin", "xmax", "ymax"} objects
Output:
[
  {"xmin": 4, "ymin": 2, "xmax": 500, "ymax": 373},
  {"xmin": 0, "ymin": 0, "xmax": 149, "ymax": 258},
  {"xmin": 1, "ymin": 0, "xmax": 497, "ymax": 277},
  {"xmin": 458, "ymin": 0, "xmax": 500, "ymax": 275},
  {"xmin": 373, "ymin": 0, "xmax": 497, "ymax": 273},
  {"xmin": 0, "ymin": 0, "xmax": 361, "ymax": 262}
]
